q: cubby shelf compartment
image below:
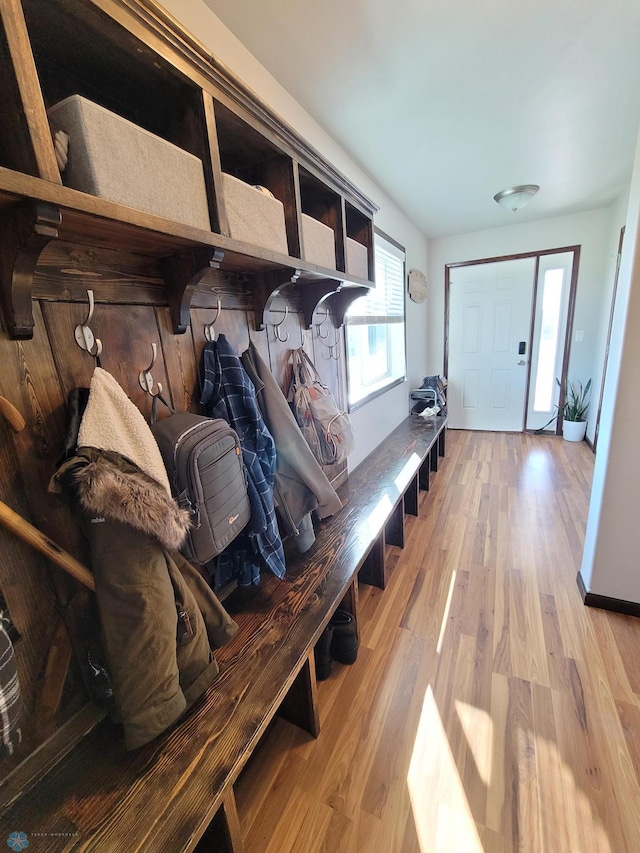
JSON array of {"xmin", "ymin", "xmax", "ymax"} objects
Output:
[
  {"xmin": 0, "ymin": 0, "xmax": 379, "ymax": 341},
  {"xmin": 297, "ymin": 165, "xmax": 344, "ymax": 271},
  {"xmin": 345, "ymin": 201, "xmax": 374, "ymax": 281},
  {"xmin": 215, "ymin": 101, "xmax": 300, "ymax": 258}
]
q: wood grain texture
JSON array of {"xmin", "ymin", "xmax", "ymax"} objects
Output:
[
  {"xmin": 235, "ymin": 430, "xmax": 640, "ymax": 853},
  {"xmin": 0, "ymin": 300, "xmax": 90, "ymax": 774},
  {"xmin": 0, "ymin": 0, "xmax": 382, "ymax": 819},
  {"xmin": 0, "ymin": 373, "xmax": 445, "ymax": 849},
  {"xmin": 0, "ymin": 234, "xmax": 354, "ymax": 786},
  {"xmin": 0, "ymin": 0, "xmax": 61, "ymax": 182}
]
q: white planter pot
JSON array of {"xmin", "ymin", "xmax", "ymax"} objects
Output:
[{"xmin": 562, "ymin": 419, "xmax": 587, "ymax": 442}]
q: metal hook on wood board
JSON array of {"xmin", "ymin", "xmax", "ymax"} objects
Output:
[
  {"xmin": 139, "ymin": 342, "xmax": 163, "ymax": 397},
  {"xmin": 328, "ymin": 328, "xmax": 341, "ymax": 360},
  {"xmin": 204, "ymin": 299, "xmax": 222, "ymax": 342},
  {"xmin": 273, "ymin": 304, "xmax": 290, "ymax": 343},
  {"xmin": 315, "ymin": 310, "xmax": 329, "ymax": 339},
  {"xmin": 74, "ymin": 289, "xmax": 103, "ymax": 358}
]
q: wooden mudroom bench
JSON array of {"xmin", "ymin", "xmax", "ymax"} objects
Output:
[{"xmin": 0, "ymin": 414, "xmax": 446, "ymax": 853}]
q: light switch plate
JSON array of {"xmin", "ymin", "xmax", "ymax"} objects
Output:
[{"xmin": 575, "ymin": 330, "xmax": 584, "ymax": 342}]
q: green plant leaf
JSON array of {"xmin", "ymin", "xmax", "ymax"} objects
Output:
[{"xmin": 560, "ymin": 377, "xmax": 591, "ymax": 421}]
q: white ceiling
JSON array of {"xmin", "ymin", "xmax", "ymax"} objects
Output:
[{"xmin": 203, "ymin": 0, "xmax": 640, "ymax": 239}]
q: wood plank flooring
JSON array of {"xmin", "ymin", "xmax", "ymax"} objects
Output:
[{"xmin": 234, "ymin": 430, "xmax": 640, "ymax": 852}]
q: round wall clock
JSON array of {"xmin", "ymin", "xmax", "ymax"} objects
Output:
[{"xmin": 408, "ymin": 269, "xmax": 427, "ymax": 303}]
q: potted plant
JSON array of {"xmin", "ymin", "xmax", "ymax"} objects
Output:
[{"xmin": 559, "ymin": 377, "xmax": 591, "ymax": 442}]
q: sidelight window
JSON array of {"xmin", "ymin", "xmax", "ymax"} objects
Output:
[{"xmin": 532, "ymin": 267, "xmax": 565, "ymax": 412}]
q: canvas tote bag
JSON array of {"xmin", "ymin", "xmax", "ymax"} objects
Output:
[{"xmin": 289, "ymin": 348, "xmax": 354, "ymax": 465}]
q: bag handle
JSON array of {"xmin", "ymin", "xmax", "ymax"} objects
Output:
[
  {"xmin": 290, "ymin": 348, "xmax": 308, "ymax": 390},
  {"xmin": 300, "ymin": 349, "xmax": 324, "ymax": 383},
  {"xmin": 291, "ymin": 347, "xmax": 324, "ymax": 388},
  {"xmin": 295, "ymin": 347, "xmax": 313, "ymax": 383},
  {"xmin": 150, "ymin": 392, "xmax": 175, "ymax": 424}
]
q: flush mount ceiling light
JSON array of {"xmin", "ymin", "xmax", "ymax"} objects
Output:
[{"xmin": 493, "ymin": 184, "xmax": 540, "ymax": 212}]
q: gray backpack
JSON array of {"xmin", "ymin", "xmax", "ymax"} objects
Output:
[{"xmin": 150, "ymin": 408, "xmax": 251, "ymax": 565}]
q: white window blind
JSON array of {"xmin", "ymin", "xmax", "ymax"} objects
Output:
[
  {"xmin": 347, "ymin": 236, "xmax": 405, "ymax": 324},
  {"xmin": 345, "ymin": 232, "xmax": 406, "ymax": 408}
]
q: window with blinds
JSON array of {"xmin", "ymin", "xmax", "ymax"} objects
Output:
[{"xmin": 346, "ymin": 231, "xmax": 406, "ymax": 408}]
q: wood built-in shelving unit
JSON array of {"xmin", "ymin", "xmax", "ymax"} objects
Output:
[
  {"xmin": 0, "ymin": 0, "xmax": 377, "ymax": 340},
  {"xmin": 0, "ymin": 1, "xmax": 383, "ymax": 847}
]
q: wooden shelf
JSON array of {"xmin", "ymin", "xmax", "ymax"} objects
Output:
[
  {"xmin": 0, "ymin": 0, "xmax": 379, "ymax": 340},
  {"xmin": 0, "ymin": 168, "xmax": 372, "ymax": 338}
]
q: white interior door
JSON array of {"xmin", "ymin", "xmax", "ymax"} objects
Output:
[{"xmin": 448, "ymin": 258, "xmax": 536, "ymax": 431}]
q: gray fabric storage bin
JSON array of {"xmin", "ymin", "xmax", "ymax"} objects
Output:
[
  {"xmin": 301, "ymin": 212, "xmax": 336, "ymax": 269},
  {"xmin": 47, "ymin": 95, "xmax": 211, "ymax": 231},
  {"xmin": 346, "ymin": 237, "xmax": 369, "ymax": 280},
  {"xmin": 222, "ymin": 173, "xmax": 288, "ymax": 255}
]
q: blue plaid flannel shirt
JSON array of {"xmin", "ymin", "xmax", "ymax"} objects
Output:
[{"xmin": 201, "ymin": 335, "xmax": 285, "ymax": 585}]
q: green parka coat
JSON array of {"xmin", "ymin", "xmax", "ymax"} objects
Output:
[{"xmin": 51, "ymin": 368, "xmax": 238, "ymax": 750}]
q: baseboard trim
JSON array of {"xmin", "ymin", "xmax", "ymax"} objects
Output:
[{"xmin": 576, "ymin": 571, "xmax": 640, "ymax": 617}]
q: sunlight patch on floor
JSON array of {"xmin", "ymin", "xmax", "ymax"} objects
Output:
[
  {"xmin": 533, "ymin": 731, "xmax": 614, "ymax": 853},
  {"xmin": 455, "ymin": 700, "xmax": 493, "ymax": 786},
  {"xmin": 408, "ymin": 685, "xmax": 483, "ymax": 853},
  {"xmin": 436, "ymin": 570, "xmax": 457, "ymax": 655}
]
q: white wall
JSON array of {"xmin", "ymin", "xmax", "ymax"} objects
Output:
[
  {"xmin": 581, "ymin": 131, "xmax": 640, "ymax": 602},
  {"xmin": 427, "ymin": 208, "xmax": 617, "ymax": 441},
  {"xmin": 588, "ymin": 192, "xmax": 629, "ymax": 444},
  {"xmin": 163, "ymin": 0, "xmax": 429, "ymax": 466}
]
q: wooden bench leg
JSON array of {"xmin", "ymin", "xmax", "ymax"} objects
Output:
[
  {"xmin": 430, "ymin": 443, "xmax": 439, "ymax": 473},
  {"xmin": 404, "ymin": 473, "xmax": 419, "ymax": 517},
  {"xmin": 278, "ymin": 654, "xmax": 320, "ymax": 737},
  {"xmin": 419, "ymin": 457, "xmax": 430, "ymax": 491},
  {"xmin": 195, "ymin": 788, "xmax": 244, "ymax": 853},
  {"xmin": 340, "ymin": 577, "xmax": 360, "ymax": 643},
  {"xmin": 385, "ymin": 500, "xmax": 405, "ymax": 548},
  {"xmin": 359, "ymin": 532, "xmax": 386, "ymax": 588},
  {"xmin": 438, "ymin": 425, "xmax": 446, "ymax": 457}
]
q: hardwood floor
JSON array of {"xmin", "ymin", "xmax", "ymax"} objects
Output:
[{"xmin": 234, "ymin": 430, "xmax": 640, "ymax": 852}]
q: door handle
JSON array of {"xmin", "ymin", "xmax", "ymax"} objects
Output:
[{"xmin": 517, "ymin": 359, "xmax": 527, "ymax": 365}]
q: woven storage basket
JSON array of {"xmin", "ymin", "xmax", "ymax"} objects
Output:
[{"xmin": 48, "ymin": 95, "xmax": 210, "ymax": 230}]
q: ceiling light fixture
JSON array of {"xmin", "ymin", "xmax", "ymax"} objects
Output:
[{"xmin": 493, "ymin": 184, "xmax": 540, "ymax": 212}]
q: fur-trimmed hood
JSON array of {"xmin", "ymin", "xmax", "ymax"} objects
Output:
[
  {"xmin": 49, "ymin": 367, "xmax": 191, "ymax": 551},
  {"xmin": 53, "ymin": 448, "xmax": 190, "ymax": 552},
  {"xmin": 79, "ymin": 367, "xmax": 172, "ymax": 494}
]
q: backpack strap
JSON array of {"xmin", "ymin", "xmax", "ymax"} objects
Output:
[{"xmin": 150, "ymin": 392, "xmax": 175, "ymax": 424}]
